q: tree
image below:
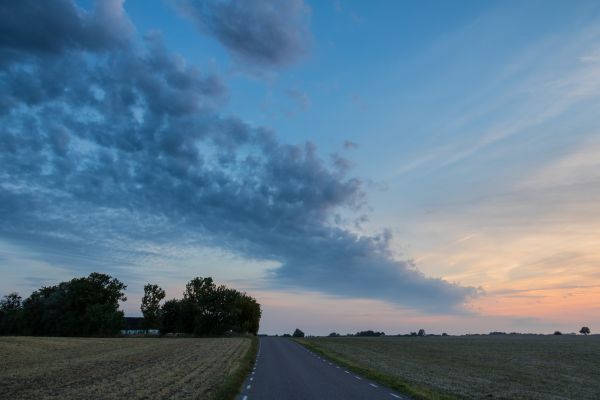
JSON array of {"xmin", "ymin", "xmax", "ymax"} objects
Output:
[
  {"xmin": 292, "ymin": 328, "xmax": 305, "ymax": 337},
  {"xmin": 328, "ymin": 332, "xmax": 340, "ymax": 337},
  {"xmin": 159, "ymin": 299, "xmax": 182, "ymax": 335},
  {"xmin": 20, "ymin": 272, "xmax": 126, "ymax": 336},
  {"xmin": 0, "ymin": 293, "xmax": 23, "ymax": 334},
  {"xmin": 159, "ymin": 277, "xmax": 261, "ymax": 336},
  {"xmin": 356, "ymin": 330, "xmax": 384, "ymax": 337},
  {"xmin": 553, "ymin": 331, "xmax": 562, "ymax": 335},
  {"xmin": 1, "ymin": 293, "xmax": 22, "ymax": 311},
  {"xmin": 141, "ymin": 284, "xmax": 165, "ymax": 331},
  {"xmin": 418, "ymin": 329, "xmax": 426, "ymax": 336},
  {"xmin": 580, "ymin": 326, "xmax": 591, "ymax": 335}
]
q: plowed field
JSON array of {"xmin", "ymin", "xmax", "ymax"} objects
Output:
[{"xmin": 0, "ymin": 336, "xmax": 251, "ymax": 400}]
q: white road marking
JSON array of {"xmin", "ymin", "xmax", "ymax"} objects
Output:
[
  {"xmin": 250, "ymin": 377, "xmax": 254, "ymax": 381},
  {"xmin": 390, "ymin": 394, "xmax": 402, "ymax": 399},
  {"xmin": 246, "ymin": 385, "xmax": 251, "ymax": 390},
  {"xmin": 354, "ymin": 376, "xmax": 362, "ymax": 380},
  {"xmin": 345, "ymin": 370, "xmax": 350, "ymax": 374},
  {"xmin": 336, "ymin": 366, "xmax": 340, "ymax": 369},
  {"xmin": 251, "ymin": 371, "xmax": 255, "ymax": 375},
  {"xmin": 370, "ymin": 383, "xmax": 378, "ymax": 388},
  {"xmin": 242, "ymin": 396, "xmax": 247, "ymax": 400}
]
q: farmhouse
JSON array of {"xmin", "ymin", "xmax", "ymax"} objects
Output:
[{"xmin": 120, "ymin": 317, "xmax": 159, "ymax": 336}]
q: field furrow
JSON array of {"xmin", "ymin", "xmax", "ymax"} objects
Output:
[{"xmin": 0, "ymin": 336, "xmax": 251, "ymax": 400}]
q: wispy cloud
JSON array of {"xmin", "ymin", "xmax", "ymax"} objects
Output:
[
  {"xmin": 393, "ymin": 19, "xmax": 600, "ymax": 176},
  {"xmin": 284, "ymin": 88, "xmax": 311, "ymax": 111}
]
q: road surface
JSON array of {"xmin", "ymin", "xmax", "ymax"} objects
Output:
[{"xmin": 236, "ymin": 337, "xmax": 410, "ymax": 400}]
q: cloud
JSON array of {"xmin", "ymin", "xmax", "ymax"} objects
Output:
[
  {"xmin": 344, "ymin": 140, "xmax": 359, "ymax": 149},
  {"xmin": 0, "ymin": 1, "xmax": 476, "ymax": 312},
  {"xmin": 176, "ymin": 0, "xmax": 311, "ymax": 68},
  {"xmin": 0, "ymin": 0, "xmax": 133, "ymax": 65},
  {"xmin": 284, "ymin": 88, "xmax": 311, "ymax": 111},
  {"xmin": 333, "ymin": 0, "xmax": 343, "ymax": 13}
]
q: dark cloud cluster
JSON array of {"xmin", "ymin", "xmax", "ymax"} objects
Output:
[
  {"xmin": 176, "ymin": 0, "xmax": 311, "ymax": 68},
  {"xmin": 0, "ymin": 1, "xmax": 477, "ymax": 311},
  {"xmin": 0, "ymin": 0, "xmax": 132, "ymax": 66}
]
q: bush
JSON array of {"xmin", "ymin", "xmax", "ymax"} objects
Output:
[
  {"xmin": 356, "ymin": 330, "xmax": 385, "ymax": 337},
  {"xmin": 293, "ymin": 328, "xmax": 305, "ymax": 337}
]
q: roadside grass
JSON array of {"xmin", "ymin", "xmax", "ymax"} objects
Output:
[
  {"xmin": 296, "ymin": 335, "xmax": 600, "ymax": 400},
  {"xmin": 295, "ymin": 338, "xmax": 458, "ymax": 400},
  {"xmin": 210, "ymin": 335, "xmax": 258, "ymax": 400}
]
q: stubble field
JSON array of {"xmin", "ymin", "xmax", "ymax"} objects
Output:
[
  {"xmin": 299, "ymin": 335, "xmax": 600, "ymax": 400},
  {"xmin": 0, "ymin": 336, "xmax": 252, "ymax": 400}
]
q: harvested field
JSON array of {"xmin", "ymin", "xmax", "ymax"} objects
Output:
[
  {"xmin": 299, "ymin": 335, "xmax": 600, "ymax": 400},
  {"xmin": 0, "ymin": 336, "xmax": 252, "ymax": 400}
]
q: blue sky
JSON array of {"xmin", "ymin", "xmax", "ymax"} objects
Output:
[{"xmin": 1, "ymin": 0, "xmax": 600, "ymax": 335}]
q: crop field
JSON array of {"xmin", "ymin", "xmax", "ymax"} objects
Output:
[
  {"xmin": 299, "ymin": 335, "xmax": 600, "ymax": 400},
  {"xmin": 0, "ymin": 336, "xmax": 252, "ymax": 400}
]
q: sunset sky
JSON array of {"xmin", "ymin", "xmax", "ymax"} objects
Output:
[{"xmin": 1, "ymin": 0, "xmax": 599, "ymax": 335}]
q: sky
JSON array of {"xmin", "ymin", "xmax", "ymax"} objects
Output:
[{"xmin": 1, "ymin": 0, "xmax": 599, "ymax": 335}]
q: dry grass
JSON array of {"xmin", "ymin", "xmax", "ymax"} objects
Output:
[
  {"xmin": 0, "ymin": 336, "xmax": 251, "ymax": 400},
  {"xmin": 299, "ymin": 335, "xmax": 600, "ymax": 400}
]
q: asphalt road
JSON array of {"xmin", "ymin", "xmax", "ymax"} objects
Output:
[{"xmin": 236, "ymin": 337, "xmax": 410, "ymax": 400}]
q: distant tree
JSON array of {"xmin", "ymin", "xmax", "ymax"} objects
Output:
[
  {"xmin": 442, "ymin": 332, "xmax": 449, "ymax": 336},
  {"xmin": 553, "ymin": 331, "xmax": 562, "ymax": 335},
  {"xmin": 0, "ymin": 292, "xmax": 23, "ymax": 334},
  {"xmin": 282, "ymin": 333, "xmax": 291, "ymax": 337},
  {"xmin": 580, "ymin": 327, "xmax": 591, "ymax": 335},
  {"xmin": 410, "ymin": 332, "xmax": 417, "ymax": 336},
  {"xmin": 418, "ymin": 329, "xmax": 426, "ymax": 336},
  {"xmin": 356, "ymin": 330, "xmax": 385, "ymax": 337},
  {"xmin": 328, "ymin": 332, "xmax": 340, "ymax": 337},
  {"xmin": 141, "ymin": 284, "xmax": 165, "ymax": 331},
  {"xmin": 292, "ymin": 328, "xmax": 305, "ymax": 337}
]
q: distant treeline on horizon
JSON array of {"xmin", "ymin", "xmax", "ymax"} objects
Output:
[{"xmin": 280, "ymin": 328, "xmax": 593, "ymax": 337}]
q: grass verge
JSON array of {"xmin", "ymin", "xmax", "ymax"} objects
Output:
[
  {"xmin": 210, "ymin": 336, "xmax": 259, "ymax": 400},
  {"xmin": 294, "ymin": 338, "xmax": 459, "ymax": 400}
]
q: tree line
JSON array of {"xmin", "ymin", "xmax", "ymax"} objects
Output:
[{"xmin": 0, "ymin": 273, "xmax": 261, "ymax": 337}]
